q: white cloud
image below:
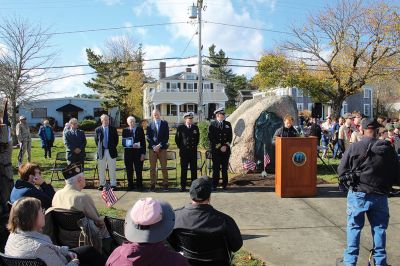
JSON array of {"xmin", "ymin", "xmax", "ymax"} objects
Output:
[
  {"xmin": 133, "ymin": 0, "xmax": 271, "ymax": 77},
  {"xmin": 142, "ymin": 44, "xmax": 175, "ymax": 78},
  {"xmin": 136, "ymin": 27, "xmax": 147, "ymax": 36}
]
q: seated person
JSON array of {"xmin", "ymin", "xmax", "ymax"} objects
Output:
[
  {"xmin": 169, "ymin": 177, "xmax": 243, "ymax": 260},
  {"xmin": 52, "ymin": 163, "xmax": 110, "ymax": 247},
  {"xmin": 106, "ymin": 197, "xmax": 189, "ymax": 266},
  {"xmin": 10, "ymin": 163, "xmax": 55, "ymax": 209},
  {"xmin": 273, "ymin": 115, "xmax": 299, "ymax": 138},
  {"xmin": 5, "ymin": 197, "xmax": 105, "ymax": 266}
]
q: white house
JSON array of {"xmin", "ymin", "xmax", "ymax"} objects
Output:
[
  {"xmin": 143, "ymin": 62, "xmax": 228, "ymax": 125},
  {"xmin": 18, "ymin": 97, "xmax": 119, "ymax": 127}
]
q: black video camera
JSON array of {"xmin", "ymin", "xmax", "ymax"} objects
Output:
[{"xmin": 339, "ymin": 171, "xmax": 360, "ymax": 188}]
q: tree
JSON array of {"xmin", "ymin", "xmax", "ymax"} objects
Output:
[
  {"xmin": 253, "ymin": 0, "xmax": 400, "ymax": 117},
  {"xmin": 0, "ymin": 17, "xmax": 57, "ymax": 142}
]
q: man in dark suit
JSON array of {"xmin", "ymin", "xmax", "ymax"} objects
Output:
[
  {"xmin": 175, "ymin": 112, "xmax": 200, "ymax": 192},
  {"xmin": 64, "ymin": 118, "xmax": 87, "ymax": 167},
  {"xmin": 208, "ymin": 108, "xmax": 232, "ymax": 190},
  {"xmin": 94, "ymin": 114, "xmax": 119, "ymax": 190},
  {"xmin": 146, "ymin": 109, "xmax": 169, "ymax": 191},
  {"xmin": 122, "ymin": 116, "xmax": 146, "ymax": 191}
]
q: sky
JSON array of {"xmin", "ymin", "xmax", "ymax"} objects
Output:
[{"xmin": 0, "ymin": 0, "xmax": 389, "ymax": 98}]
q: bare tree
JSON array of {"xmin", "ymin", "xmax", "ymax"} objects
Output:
[
  {"xmin": 281, "ymin": 0, "xmax": 400, "ymax": 117},
  {"xmin": 0, "ymin": 16, "xmax": 58, "ymax": 141}
]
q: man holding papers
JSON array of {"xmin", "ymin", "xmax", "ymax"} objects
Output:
[{"xmin": 122, "ymin": 116, "xmax": 146, "ymax": 191}]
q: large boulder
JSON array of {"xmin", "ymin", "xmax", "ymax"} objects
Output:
[{"xmin": 227, "ymin": 95, "xmax": 298, "ymax": 174}]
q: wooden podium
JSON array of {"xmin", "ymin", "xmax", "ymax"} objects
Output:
[{"xmin": 275, "ymin": 137, "xmax": 318, "ymax": 197}]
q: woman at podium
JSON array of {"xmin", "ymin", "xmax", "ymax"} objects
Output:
[{"xmin": 273, "ymin": 115, "xmax": 299, "ymax": 138}]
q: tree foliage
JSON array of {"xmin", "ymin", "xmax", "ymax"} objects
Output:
[{"xmin": 253, "ymin": 0, "xmax": 400, "ymax": 117}]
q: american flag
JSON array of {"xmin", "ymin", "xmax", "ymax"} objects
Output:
[
  {"xmin": 243, "ymin": 160, "xmax": 256, "ymax": 171},
  {"xmin": 101, "ymin": 186, "xmax": 118, "ymax": 207},
  {"xmin": 264, "ymin": 152, "xmax": 271, "ymax": 168}
]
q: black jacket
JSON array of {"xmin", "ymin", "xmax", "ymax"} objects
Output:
[
  {"xmin": 64, "ymin": 129, "xmax": 87, "ymax": 162},
  {"xmin": 10, "ymin": 179, "xmax": 55, "ymax": 209},
  {"xmin": 207, "ymin": 120, "xmax": 232, "ymax": 154},
  {"xmin": 273, "ymin": 126, "xmax": 299, "ymax": 138},
  {"xmin": 170, "ymin": 204, "xmax": 243, "ymax": 253},
  {"xmin": 338, "ymin": 137, "xmax": 400, "ymax": 195},
  {"xmin": 146, "ymin": 120, "xmax": 169, "ymax": 149},
  {"xmin": 94, "ymin": 125, "xmax": 119, "ymax": 159},
  {"xmin": 122, "ymin": 127, "xmax": 146, "ymax": 155},
  {"xmin": 175, "ymin": 124, "xmax": 200, "ymax": 155}
]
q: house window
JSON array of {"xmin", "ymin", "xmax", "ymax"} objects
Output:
[
  {"xmin": 364, "ymin": 88, "xmax": 372, "ymax": 98},
  {"xmin": 364, "ymin": 104, "xmax": 371, "ymax": 117},
  {"xmin": 186, "ymin": 74, "xmax": 196, "ymax": 80},
  {"xmin": 166, "ymin": 104, "xmax": 177, "ymax": 116},
  {"xmin": 296, "ymin": 88, "xmax": 303, "ymax": 97},
  {"xmin": 186, "ymin": 83, "xmax": 195, "ymax": 92},
  {"xmin": 31, "ymin": 108, "xmax": 47, "ymax": 118},
  {"xmin": 179, "ymin": 104, "xmax": 197, "ymax": 113},
  {"xmin": 297, "ymin": 103, "xmax": 304, "ymax": 112},
  {"xmin": 307, "ymin": 103, "xmax": 313, "ymax": 111},
  {"xmin": 203, "ymin": 83, "xmax": 211, "ymax": 91},
  {"xmin": 342, "ymin": 102, "xmax": 348, "ymax": 114}
]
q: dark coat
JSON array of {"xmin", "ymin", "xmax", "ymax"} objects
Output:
[
  {"xmin": 146, "ymin": 120, "xmax": 169, "ymax": 149},
  {"xmin": 64, "ymin": 129, "xmax": 87, "ymax": 162},
  {"xmin": 38, "ymin": 126, "xmax": 54, "ymax": 148},
  {"xmin": 94, "ymin": 125, "xmax": 119, "ymax": 159},
  {"xmin": 175, "ymin": 124, "xmax": 200, "ymax": 156},
  {"xmin": 273, "ymin": 126, "xmax": 299, "ymax": 138},
  {"xmin": 122, "ymin": 127, "xmax": 146, "ymax": 155},
  {"xmin": 338, "ymin": 137, "xmax": 400, "ymax": 195},
  {"xmin": 10, "ymin": 179, "xmax": 55, "ymax": 209},
  {"xmin": 170, "ymin": 204, "xmax": 243, "ymax": 253},
  {"xmin": 207, "ymin": 120, "xmax": 232, "ymax": 154}
]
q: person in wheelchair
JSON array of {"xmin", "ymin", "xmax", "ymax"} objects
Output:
[{"xmin": 168, "ymin": 177, "xmax": 242, "ymax": 265}]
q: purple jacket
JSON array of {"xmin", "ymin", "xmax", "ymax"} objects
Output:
[{"xmin": 106, "ymin": 241, "xmax": 189, "ymax": 266}]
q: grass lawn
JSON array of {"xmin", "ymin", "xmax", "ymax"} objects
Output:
[{"xmin": 11, "ymin": 134, "xmax": 339, "ymax": 187}]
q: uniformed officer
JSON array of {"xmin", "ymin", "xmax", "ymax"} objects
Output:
[
  {"xmin": 207, "ymin": 108, "xmax": 233, "ymax": 190},
  {"xmin": 175, "ymin": 112, "xmax": 200, "ymax": 192}
]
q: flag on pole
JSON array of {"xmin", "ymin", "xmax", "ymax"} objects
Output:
[
  {"xmin": 242, "ymin": 160, "xmax": 256, "ymax": 171},
  {"xmin": 264, "ymin": 152, "xmax": 271, "ymax": 168},
  {"xmin": 101, "ymin": 186, "xmax": 118, "ymax": 207}
]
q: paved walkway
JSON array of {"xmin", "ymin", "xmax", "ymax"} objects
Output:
[{"xmin": 85, "ymin": 185, "xmax": 400, "ymax": 266}]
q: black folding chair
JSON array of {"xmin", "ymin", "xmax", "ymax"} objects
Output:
[
  {"xmin": 51, "ymin": 208, "xmax": 85, "ymax": 248},
  {"xmin": 104, "ymin": 216, "xmax": 127, "ymax": 246},
  {"xmin": 50, "ymin": 152, "xmax": 68, "ymax": 183},
  {"xmin": 167, "ymin": 229, "xmax": 233, "ymax": 266},
  {"xmin": 0, "ymin": 252, "xmax": 46, "ymax": 266}
]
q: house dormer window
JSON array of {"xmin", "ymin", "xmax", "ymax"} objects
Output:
[
  {"xmin": 364, "ymin": 88, "xmax": 372, "ymax": 98},
  {"xmin": 186, "ymin": 74, "xmax": 196, "ymax": 80}
]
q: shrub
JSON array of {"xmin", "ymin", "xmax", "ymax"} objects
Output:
[
  {"xmin": 79, "ymin": 119, "xmax": 97, "ymax": 131},
  {"xmin": 198, "ymin": 120, "xmax": 210, "ymax": 150}
]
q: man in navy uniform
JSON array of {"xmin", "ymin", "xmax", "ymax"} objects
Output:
[
  {"xmin": 207, "ymin": 108, "xmax": 232, "ymax": 190},
  {"xmin": 175, "ymin": 112, "xmax": 200, "ymax": 192}
]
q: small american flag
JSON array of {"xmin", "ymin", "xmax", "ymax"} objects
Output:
[
  {"xmin": 243, "ymin": 160, "xmax": 256, "ymax": 171},
  {"xmin": 264, "ymin": 152, "xmax": 271, "ymax": 168},
  {"xmin": 101, "ymin": 186, "xmax": 118, "ymax": 207}
]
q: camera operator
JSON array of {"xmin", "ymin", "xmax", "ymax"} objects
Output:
[{"xmin": 338, "ymin": 118, "xmax": 400, "ymax": 266}]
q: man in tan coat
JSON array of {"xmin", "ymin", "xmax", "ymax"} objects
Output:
[{"xmin": 16, "ymin": 116, "xmax": 31, "ymax": 166}]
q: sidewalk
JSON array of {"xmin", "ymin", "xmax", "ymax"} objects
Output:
[{"xmin": 85, "ymin": 185, "xmax": 400, "ymax": 266}]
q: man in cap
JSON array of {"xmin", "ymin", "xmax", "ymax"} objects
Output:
[
  {"xmin": 169, "ymin": 177, "xmax": 242, "ymax": 259},
  {"xmin": 338, "ymin": 118, "xmax": 400, "ymax": 266},
  {"xmin": 338, "ymin": 113, "xmax": 355, "ymax": 153},
  {"xmin": 175, "ymin": 112, "xmax": 200, "ymax": 192},
  {"xmin": 52, "ymin": 163, "xmax": 110, "ymax": 239},
  {"xmin": 385, "ymin": 123, "xmax": 395, "ymax": 145},
  {"xmin": 106, "ymin": 197, "xmax": 189, "ymax": 266},
  {"xmin": 207, "ymin": 108, "xmax": 232, "ymax": 190},
  {"xmin": 16, "ymin": 116, "xmax": 31, "ymax": 167}
]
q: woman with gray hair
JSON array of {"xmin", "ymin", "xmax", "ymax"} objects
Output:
[{"xmin": 122, "ymin": 116, "xmax": 146, "ymax": 190}]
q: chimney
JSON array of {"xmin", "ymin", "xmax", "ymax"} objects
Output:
[
  {"xmin": 159, "ymin": 62, "xmax": 166, "ymax": 79},
  {"xmin": 186, "ymin": 67, "xmax": 192, "ymax": 73}
]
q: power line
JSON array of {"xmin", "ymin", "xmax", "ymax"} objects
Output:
[{"xmin": 204, "ymin": 20, "xmax": 295, "ymax": 36}]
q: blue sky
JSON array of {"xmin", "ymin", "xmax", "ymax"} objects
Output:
[{"xmin": 0, "ymin": 0, "xmax": 388, "ymax": 97}]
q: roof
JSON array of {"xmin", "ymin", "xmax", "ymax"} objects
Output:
[
  {"xmin": 25, "ymin": 97, "xmax": 104, "ymax": 103},
  {"xmin": 56, "ymin": 103, "xmax": 84, "ymax": 112},
  {"xmin": 239, "ymin": 90, "xmax": 255, "ymax": 96}
]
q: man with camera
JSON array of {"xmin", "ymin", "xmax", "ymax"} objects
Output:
[{"xmin": 338, "ymin": 118, "xmax": 400, "ymax": 266}]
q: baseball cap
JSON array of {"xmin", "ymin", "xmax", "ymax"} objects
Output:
[
  {"xmin": 190, "ymin": 177, "xmax": 212, "ymax": 202},
  {"xmin": 62, "ymin": 163, "xmax": 83, "ymax": 180},
  {"xmin": 361, "ymin": 118, "xmax": 380, "ymax": 130}
]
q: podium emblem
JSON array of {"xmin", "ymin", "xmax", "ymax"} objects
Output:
[{"xmin": 292, "ymin": 152, "xmax": 307, "ymax": 167}]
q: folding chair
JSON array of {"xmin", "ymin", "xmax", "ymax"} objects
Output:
[
  {"xmin": 142, "ymin": 153, "xmax": 151, "ymax": 184},
  {"xmin": 51, "ymin": 208, "xmax": 85, "ymax": 248},
  {"xmin": 205, "ymin": 150, "xmax": 213, "ymax": 176},
  {"xmin": 0, "ymin": 252, "xmax": 46, "ymax": 266},
  {"xmin": 104, "ymin": 216, "xmax": 127, "ymax": 246},
  {"xmin": 114, "ymin": 152, "xmax": 127, "ymax": 186},
  {"xmin": 84, "ymin": 152, "xmax": 98, "ymax": 183},
  {"xmin": 164, "ymin": 150, "xmax": 178, "ymax": 186},
  {"xmin": 167, "ymin": 229, "xmax": 233, "ymax": 266},
  {"xmin": 50, "ymin": 152, "xmax": 68, "ymax": 183},
  {"xmin": 197, "ymin": 151, "xmax": 204, "ymax": 176}
]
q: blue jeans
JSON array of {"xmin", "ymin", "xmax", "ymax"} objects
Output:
[{"xmin": 343, "ymin": 190, "xmax": 389, "ymax": 266}]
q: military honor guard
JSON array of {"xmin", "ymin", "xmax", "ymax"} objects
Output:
[
  {"xmin": 207, "ymin": 108, "xmax": 232, "ymax": 190},
  {"xmin": 175, "ymin": 112, "xmax": 200, "ymax": 192}
]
